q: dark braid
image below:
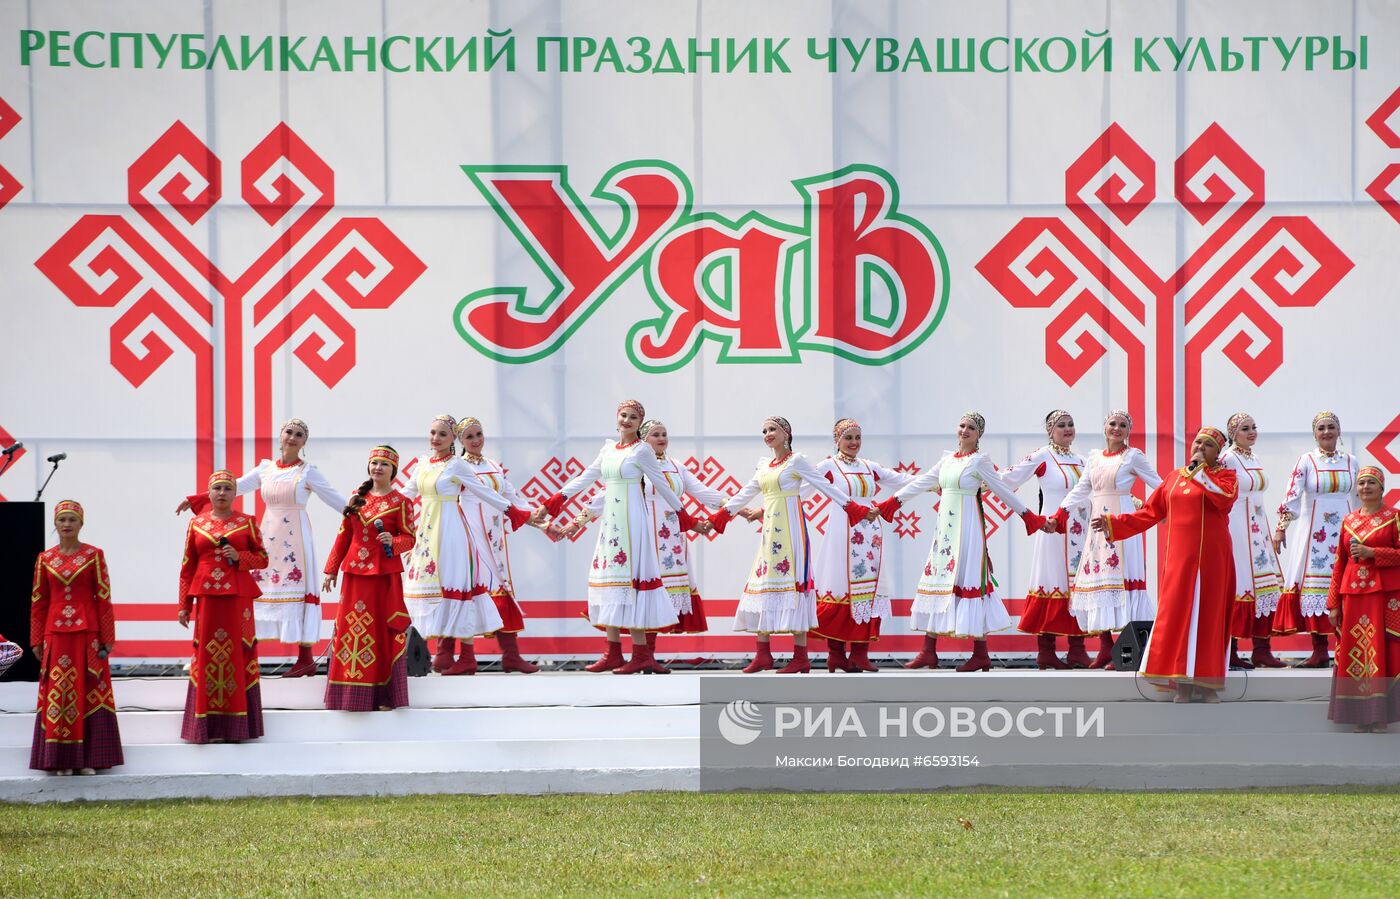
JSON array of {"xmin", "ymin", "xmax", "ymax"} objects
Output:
[{"xmin": 343, "ymin": 478, "xmax": 373, "ymax": 516}]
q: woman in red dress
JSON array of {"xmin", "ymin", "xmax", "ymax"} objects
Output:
[
  {"xmin": 177, "ymin": 470, "xmax": 270, "ymax": 743},
  {"xmin": 1093, "ymin": 427, "xmax": 1238, "ymax": 703},
  {"xmin": 323, "ymin": 446, "xmax": 416, "ymax": 711},
  {"xmin": 30, "ymin": 500, "xmax": 123, "ymax": 775},
  {"xmin": 1325, "ymin": 466, "xmax": 1400, "ymax": 733}
]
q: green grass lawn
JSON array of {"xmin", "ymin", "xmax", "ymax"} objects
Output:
[{"xmin": 5, "ymin": 790, "xmax": 1398, "ymax": 897}]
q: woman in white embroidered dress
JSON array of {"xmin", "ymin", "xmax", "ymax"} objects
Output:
[
  {"xmin": 877, "ymin": 412, "xmax": 1046, "ymax": 673},
  {"xmin": 577, "ymin": 419, "xmax": 728, "ymax": 673},
  {"xmin": 455, "ymin": 416, "xmax": 545, "ymax": 674},
  {"xmin": 1219, "ymin": 412, "xmax": 1287, "ymax": 669},
  {"xmin": 709, "ymin": 416, "xmax": 873, "ymax": 674},
  {"xmin": 404, "ymin": 414, "xmax": 536, "ymax": 676},
  {"xmin": 175, "ymin": 418, "xmax": 345, "ymax": 678},
  {"xmin": 811, "ymin": 418, "xmax": 913, "ymax": 673},
  {"xmin": 1272, "ymin": 410, "xmax": 1359, "ymax": 668},
  {"xmin": 1002, "ymin": 410, "xmax": 1091, "ymax": 669},
  {"xmin": 1053, "ymin": 409, "xmax": 1162, "ymax": 669},
  {"xmin": 543, "ymin": 400, "xmax": 699, "ymax": 675}
]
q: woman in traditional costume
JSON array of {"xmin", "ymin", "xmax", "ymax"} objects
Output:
[
  {"xmin": 1054, "ymin": 410, "xmax": 1163, "ymax": 668},
  {"xmin": 404, "ymin": 414, "xmax": 535, "ymax": 676},
  {"xmin": 544, "ymin": 400, "xmax": 699, "ymax": 675},
  {"xmin": 1003, "ymin": 410, "xmax": 1091, "ymax": 669},
  {"xmin": 1092, "ymin": 427, "xmax": 1237, "ymax": 703},
  {"xmin": 709, "ymin": 416, "xmax": 873, "ymax": 674},
  {"xmin": 1273, "ymin": 411, "xmax": 1358, "ymax": 668},
  {"xmin": 455, "ymin": 417, "xmax": 543, "ymax": 674},
  {"xmin": 1219, "ymin": 412, "xmax": 1287, "ymax": 669},
  {"xmin": 619, "ymin": 419, "xmax": 727, "ymax": 670},
  {"xmin": 177, "ymin": 471, "xmax": 270, "ymax": 743},
  {"xmin": 30, "ymin": 500, "xmax": 123, "ymax": 774},
  {"xmin": 322, "ymin": 446, "xmax": 416, "ymax": 711},
  {"xmin": 175, "ymin": 418, "xmax": 345, "ymax": 677},
  {"xmin": 810, "ymin": 418, "xmax": 913, "ymax": 672},
  {"xmin": 1325, "ymin": 466, "xmax": 1400, "ymax": 732},
  {"xmin": 877, "ymin": 412, "xmax": 1046, "ymax": 672}
]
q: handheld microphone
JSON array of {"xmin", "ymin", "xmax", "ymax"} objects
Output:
[
  {"xmin": 47, "ymin": 452, "xmax": 67, "ymax": 463},
  {"xmin": 373, "ymin": 519, "xmax": 393, "ymax": 558},
  {"xmin": 1, "ymin": 443, "xmax": 21, "ymax": 455}
]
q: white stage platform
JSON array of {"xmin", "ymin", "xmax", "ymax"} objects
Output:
[{"xmin": 1, "ymin": 670, "xmax": 1396, "ymax": 802}]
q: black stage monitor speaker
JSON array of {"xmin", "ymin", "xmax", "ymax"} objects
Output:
[
  {"xmin": 0, "ymin": 502, "xmax": 45, "ymax": 682},
  {"xmin": 405, "ymin": 627, "xmax": 431, "ymax": 677},
  {"xmin": 1113, "ymin": 620, "xmax": 1154, "ymax": 672}
]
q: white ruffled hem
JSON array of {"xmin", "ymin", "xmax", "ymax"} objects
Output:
[
  {"xmin": 910, "ymin": 596, "xmax": 1012, "ymax": 638},
  {"xmin": 441, "ymin": 596, "xmax": 505, "ymax": 639},
  {"xmin": 405, "ymin": 598, "xmax": 442, "ymax": 636},
  {"xmin": 733, "ymin": 591, "xmax": 818, "ymax": 634},
  {"xmin": 1254, "ymin": 589, "xmax": 1281, "ymax": 616},
  {"xmin": 406, "ymin": 596, "xmax": 504, "ymax": 639},
  {"xmin": 1072, "ymin": 589, "xmax": 1154, "ymax": 633},
  {"xmin": 589, "ymin": 587, "xmax": 679, "ymax": 630},
  {"xmin": 253, "ymin": 599, "xmax": 321, "ymax": 644}
]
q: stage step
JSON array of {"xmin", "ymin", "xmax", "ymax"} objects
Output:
[
  {"xmin": 1, "ymin": 671, "xmax": 1393, "ymax": 802},
  {"xmin": 0, "ymin": 668, "xmax": 1339, "ymax": 714},
  {"xmin": 0, "ymin": 705, "xmax": 699, "ymax": 745}
]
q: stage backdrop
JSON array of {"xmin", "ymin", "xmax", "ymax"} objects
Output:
[{"xmin": 2, "ymin": 0, "xmax": 1398, "ymax": 663}]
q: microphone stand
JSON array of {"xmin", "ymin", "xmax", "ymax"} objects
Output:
[{"xmin": 35, "ymin": 457, "xmax": 62, "ymax": 502}]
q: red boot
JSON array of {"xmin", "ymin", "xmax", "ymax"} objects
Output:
[
  {"xmin": 285, "ymin": 645, "xmax": 318, "ymax": 678},
  {"xmin": 955, "ymin": 639, "xmax": 992, "ymax": 672},
  {"xmin": 613, "ymin": 642, "xmax": 654, "ymax": 675},
  {"xmin": 584, "ymin": 640, "xmax": 624, "ymax": 673},
  {"xmin": 1036, "ymin": 634, "xmax": 1069, "ymax": 670},
  {"xmin": 645, "ymin": 631, "xmax": 670, "ymax": 674},
  {"xmin": 497, "ymin": 631, "xmax": 539, "ymax": 674},
  {"xmin": 778, "ymin": 643, "xmax": 812, "ymax": 674},
  {"xmin": 1065, "ymin": 635, "xmax": 1092, "ymax": 669},
  {"xmin": 1087, "ymin": 631, "xmax": 1116, "ymax": 670},
  {"xmin": 432, "ymin": 637, "xmax": 457, "ymax": 674},
  {"xmin": 1228, "ymin": 638, "xmax": 1254, "ymax": 670},
  {"xmin": 1250, "ymin": 637, "xmax": 1286, "ymax": 668},
  {"xmin": 847, "ymin": 641, "xmax": 878, "ymax": 673},
  {"xmin": 905, "ymin": 634, "xmax": 939, "ymax": 669},
  {"xmin": 826, "ymin": 640, "xmax": 852, "ymax": 673},
  {"xmin": 444, "ymin": 641, "xmax": 477, "ymax": 676},
  {"xmin": 1298, "ymin": 632, "xmax": 1331, "ymax": 668},
  {"xmin": 742, "ymin": 640, "xmax": 775, "ymax": 674}
]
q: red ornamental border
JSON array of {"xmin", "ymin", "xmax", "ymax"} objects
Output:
[
  {"xmin": 977, "ymin": 121, "xmax": 1353, "ymax": 484},
  {"xmin": 35, "ymin": 120, "xmax": 425, "ymax": 511},
  {"xmin": 0, "ymin": 95, "xmax": 20, "ymax": 209},
  {"xmin": 99, "ymin": 597, "xmax": 1320, "ymax": 660},
  {"xmin": 1365, "ymin": 85, "xmax": 1400, "ymax": 225}
]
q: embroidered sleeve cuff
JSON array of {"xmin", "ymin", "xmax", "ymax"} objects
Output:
[
  {"xmin": 709, "ymin": 508, "xmax": 733, "ymax": 534},
  {"xmin": 844, "ymin": 502, "xmax": 871, "ymax": 526},
  {"xmin": 543, "ymin": 493, "xmax": 567, "ymax": 517},
  {"xmin": 506, "ymin": 506, "xmax": 531, "ymax": 530},
  {"xmin": 877, "ymin": 496, "xmax": 902, "ymax": 522}
]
